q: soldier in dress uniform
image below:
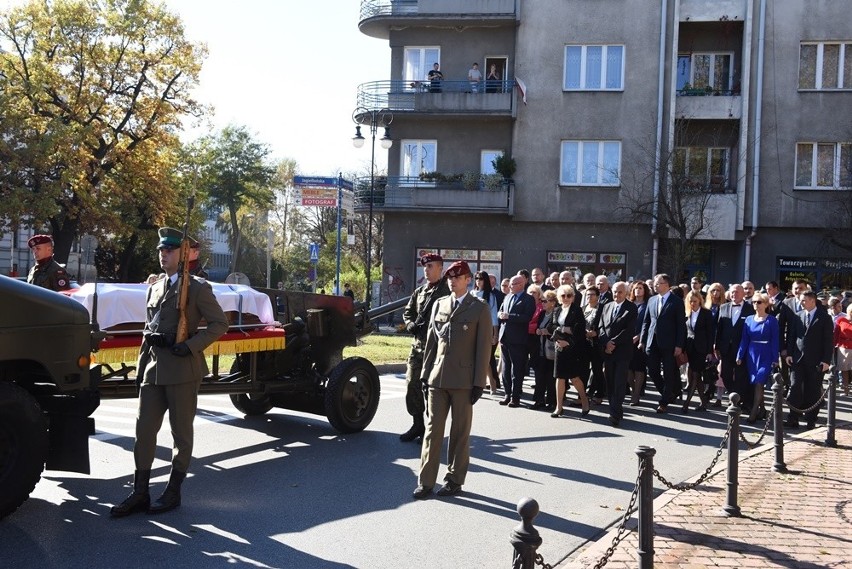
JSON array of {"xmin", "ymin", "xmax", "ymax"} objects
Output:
[
  {"xmin": 400, "ymin": 253, "xmax": 450, "ymax": 442},
  {"xmin": 26, "ymin": 234, "xmax": 71, "ymax": 291},
  {"xmin": 187, "ymin": 237, "xmax": 209, "ymax": 279},
  {"xmin": 412, "ymin": 260, "xmax": 492, "ymax": 499},
  {"xmin": 111, "ymin": 227, "xmax": 228, "ymax": 517}
]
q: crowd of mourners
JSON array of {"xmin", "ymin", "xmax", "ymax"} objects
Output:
[{"xmin": 470, "ymin": 268, "xmax": 848, "ymax": 430}]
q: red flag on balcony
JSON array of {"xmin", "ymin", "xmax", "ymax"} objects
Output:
[{"xmin": 516, "ymin": 77, "xmax": 527, "ymax": 105}]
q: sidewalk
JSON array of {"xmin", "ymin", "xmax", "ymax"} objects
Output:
[{"xmin": 566, "ymin": 423, "xmax": 852, "ymax": 568}]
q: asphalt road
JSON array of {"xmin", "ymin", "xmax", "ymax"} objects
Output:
[{"xmin": 3, "ymin": 372, "xmax": 847, "ymax": 568}]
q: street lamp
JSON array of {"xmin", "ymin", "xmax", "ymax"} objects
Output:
[{"xmin": 352, "ymin": 106, "xmax": 393, "ymax": 310}]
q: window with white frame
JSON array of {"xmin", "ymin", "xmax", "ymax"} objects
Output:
[
  {"xmin": 794, "ymin": 142, "xmax": 852, "ymax": 189},
  {"xmin": 799, "ymin": 42, "xmax": 852, "ymax": 90},
  {"xmin": 401, "ymin": 140, "xmax": 437, "ymax": 181},
  {"xmin": 404, "ymin": 47, "xmax": 440, "ymax": 90},
  {"xmin": 560, "ymin": 141, "xmax": 621, "ymax": 186},
  {"xmin": 563, "ymin": 45, "xmax": 624, "ymax": 90},
  {"xmin": 673, "ymin": 147, "xmax": 730, "ymax": 192},
  {"xmin": 480, "ymin": 150, "xmax": 502, "ymax": 175}
]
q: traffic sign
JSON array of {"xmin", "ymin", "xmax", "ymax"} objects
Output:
[
  {"xmin": 294, "ymin": 176, "xmax": 338, "ymax": 188},
  {"xmin": 309, "ymin": 243, "xmax": 320, "ymax": 263}
]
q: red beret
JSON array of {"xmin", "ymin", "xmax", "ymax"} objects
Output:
[
  {"xmin": 28, "ymin": 234, "xmax": 53, "ymax": 248},
  {"xmin": 444, "ymin": 260, "xmax": 471, "ymax": 278},
  {"xmin": 420, "ymin": 253, "xmax": 443, "ymax": 266}
]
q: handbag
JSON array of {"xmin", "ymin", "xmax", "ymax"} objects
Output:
[
  {"xmin": 676, "ymin": 351, "xmax": 689, "ymax": 367},
  {"xmin": 544, "ymin": 338, "xmax": 556, "ymax": 360}
]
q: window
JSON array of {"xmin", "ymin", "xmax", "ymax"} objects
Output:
[
  {"xmin": 799, "ymin": 42, "xmax": 852, "ymax": 90},
  {"xmin": 560, "ymin": 141, "xmax": 621, "ymax": 186},
  {"xmin": 480, "ymin": 150, "xmax": 502, "ymax": 175},
  {"xmin": 401, "ymin": 140, "xmax": 437, "ymax": 181},
  {"xmin": 795, "ymin": 142, "xmax": 852, "ymax": 189},
  {"xmin": 677, "ymin": 53, "xmax": 733, "ymax": 92},
  {"xmin": 673, "ymin": 147, "xmax": 730, "ymax": 192},
  {"xmin": 563, "ymin": 45, "xmax": 624, "ymax": 90},
  {"xmin": 403, "ymin": 47, "xmax": 440, "ymax": 89}
]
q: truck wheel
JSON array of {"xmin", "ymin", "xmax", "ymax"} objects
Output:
[
  {"xmin": 0, "ymin": 382, "xmax": 49, "ymax": 519},
  {"xmin": 324, "ymin": 357, "xmax": 380, "ymax": 434},
  {"xmin": 228, "ymin": 358, "xmax": 273, "ymax": 416}
]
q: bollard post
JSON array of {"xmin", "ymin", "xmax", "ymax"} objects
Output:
[
  {"xmin": 635, "ymin": 445, "xmax": 656, "ymax": 569},
  {"xmin": 510, "ymin": 497, "xmax": 543, "ymax": 569},
  {"xmin": 772, "ymin": 373, "xmax": 786, "ymax": 472},
  {"xmin": 722, "ymin": 393, "xmax": 742, "ymax": 517},
  {"xmin": 826, "ymin": 366, "xmax": 837, "ymax": 448}
]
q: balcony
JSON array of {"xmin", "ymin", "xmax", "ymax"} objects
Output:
[
  {"xmin": 359, "ymin": 0, "xmax": 518, "ymax": 39},
  {"xmin": 357, "ymin": 80, "xmax": 516, "ymax": 115},
  {"xmin": 354, "ymin": 176, "xmax": 512, "ymax": 214},
  {"xmin": 675, "ymin": 90, "xmax": 742, "ymax": 120},
  {"xmin": 679, "ymin": 0, "xmax": 746, "ymax": 22}
]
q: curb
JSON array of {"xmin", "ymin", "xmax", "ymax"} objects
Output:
[{"xmin": 375, "ymin": 362, "xmax": 407, "ymax": 375}]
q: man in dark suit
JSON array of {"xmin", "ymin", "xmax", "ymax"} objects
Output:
[
  {"xmin": 595, "ymin": 275, "xmax": 614, "ymax": 306},
  {"xmin": 112, "ymin": 227, "xmax": 228, "ymax": 517},
  {"xmin": 413, "ymin": 261, "xmax": 492, "ymax": 499},
  {"xmin": 639, "ymin": 274, "xmax": 687, "ymax": 413},
  {"xmin": 598, "ymin": 282, "xmax": 637, "ymax": 426},
  {"xmin": 498, "ymin": 274, "xmax": 536, "ymax": 406},
  {"xmin": 784, "ymin": 291, "xmax": 833, "ymax": 429},
  {"xmin": 714, "ymin": 283, "xmax": 755, "ymax": 409},
  {"xmin": 777, "ymin": 279, "xmax": 810, "ymax": 391}
]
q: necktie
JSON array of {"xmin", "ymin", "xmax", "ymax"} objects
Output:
[
  {"xmin": 453, "ymin": 299, "xmax": 460, "ymax": 311},
  {"xmin": 657, "ymin": 296, "xmax": 663, "ymax": 316},
  {"xmin": 508, "ymin": 293, "xmax": 517, "ymax": 311},
  {"xmin": 805, "ymin": 312, "xmax": 810, "ymax": 327}
]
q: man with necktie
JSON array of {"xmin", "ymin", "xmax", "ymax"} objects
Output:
[
  {"xmin": 597, "ymin": 281, "xmax": 637, "ymax": 426},
  {"xmin": 777, "ymin": 279, "xmax": 810, "ymax": 392},
  {"xmin": 639, "ymin": 274, "xmax": 686, "ymax": 413},
  {"xmin": 714, "ymin": 283, "xmax": 755, "ymax": 409},
  {"xmin": 497, "ymin": 275, "xmax": 536, "ymax": 407},
  {"xmin": 413, "ymin": 261, "xmax": 492, "ymax": 499}
]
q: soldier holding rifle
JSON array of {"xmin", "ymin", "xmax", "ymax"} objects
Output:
[
  {"xmin": 112, "ymin": 215, "xmax": 228, "ymax": 517},
  {"xmin": 400, "ymin": 253, "xmax": 450, "ymax": 442}
]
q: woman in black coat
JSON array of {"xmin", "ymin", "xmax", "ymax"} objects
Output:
[
  {"xmin": 550, "ymin": 285, "xmax": 590, "ymax": 417},
  {"xmin": 683, "ymin": 290, "xmax": 715, "ymax": 411}
]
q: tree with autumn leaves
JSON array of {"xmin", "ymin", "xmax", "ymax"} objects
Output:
[{"xmin": 0, "ymin": 0, "xmax": 206, "ymax": 279}]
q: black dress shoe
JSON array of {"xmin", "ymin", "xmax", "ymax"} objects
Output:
[
  {"xmin": 783, "ymin": 419, "xmax": 800, "ymax": 429},
  {"xmin": 656, "ymin": 405, "xmax": 667, "ymax": 414},
  {"xmin": 498, "ymin": 397, "xmax": 511, "ymax": 406},
  {"xmin": 608, "ymin": 416, "xmax": 620, "ymax": 427},
  {"xmin": 550, "ymin": 409, "xmax": 563, "ymax": 418},
  {"xmin": 508, "ymin": 399, "xmax": 521, "ymax": 408},
  {"xmin": 436, "ymin": 481, "xmax": 462, "ymax": 497},
  {"xmin": 399, "ymin": 424, "xmax": 425, "ymax": 442},
  {"xmin": 806, "ymin": 422, "xmax": 817, "ymax": 430},
  {"xmin": 412, "ymin": 486, "xmax": 433, "ymax": 500}
]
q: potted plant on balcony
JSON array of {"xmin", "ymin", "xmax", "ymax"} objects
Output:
[{"xmin": 492, "ymin": 154, "xmax": 516, "ymax": 182}]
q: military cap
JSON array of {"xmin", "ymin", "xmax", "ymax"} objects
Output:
[
  {"xmin": 157, "ymin": 227, "xmax": 198, "ymax": 250},
  {"xmin": 443, "ymin": 260, "xmax": 471, "ymax": 278},
  {"xmin": 27, "ymin": 234, "xmax": 53, "ymax": 248},
  {"xmin": 420, "ymin": 253, "xmax": 443, "ymax": 266}
]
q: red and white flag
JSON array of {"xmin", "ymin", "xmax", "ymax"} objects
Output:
[{"xmin": 516, "ymin": 77, "xmax": 528, "ymax": 105}]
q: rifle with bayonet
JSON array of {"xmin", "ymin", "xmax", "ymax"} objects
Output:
[{"xmin": 175, "ymin": 196, "xmax": 195, "ymax": 344}]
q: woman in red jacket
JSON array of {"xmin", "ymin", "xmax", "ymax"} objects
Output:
[{"xmin": 833, "ymin": 304, "xmax": 852, "ymax": 397}]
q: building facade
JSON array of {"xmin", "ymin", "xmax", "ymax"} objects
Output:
[{"xmin": 356, "ymin": 0, "xmax": 852, "ymax": 295}]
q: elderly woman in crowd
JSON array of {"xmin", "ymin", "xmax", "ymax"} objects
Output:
[
  {"xmin": 582, "ymin": 286, "xmax": 605, "ymax": 405},
  {"xmin": 550, "ymin": 285, "xmax": 590, "ymax": 417},
  {"xmin": 736, "ymin": 291, "xmax": 780, "ymax": 423},
  {"xmin": 683, "ymin": 290, "xmax": 714, "ymax": 412},
  {"xmin": 532, "ymin": 289, "xmax": 559, "ymax": 410},
  {"xmin": 834, "ymin": 304, "xmax": 852, "ymax": 397},
  {"xmin": 527, "ymin": 284, "xmax": 545, "ymax": 383},
  {"xmin": 628, "ymin": 280, "xmax": 651, "ymax": 405}
]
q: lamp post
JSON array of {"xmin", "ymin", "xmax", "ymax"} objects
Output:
[{"xmin": 352, "ymin": 106, "xmax": 393, "ymax": 310}]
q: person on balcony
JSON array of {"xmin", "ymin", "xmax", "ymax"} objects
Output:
[
  {"xmin": 486, "ymin": 64, "xmax": 501, "ymax": 93},
  {"xmin": 468, "ymin": 62, "xmax": 482, "ymax": 93},
  {"xmin": 427, "ymin": 62, "xmax": 443, "ymax": 93}
]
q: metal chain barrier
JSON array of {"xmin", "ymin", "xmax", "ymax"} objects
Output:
[
  {"xmin": 739, "ymin": 406, "xmax": 776, "ymax": 450},
  {"xmin": 590, "ymin": 457, "xmax": 645, "ymax": 569},
  {"xmin": 783, "ymin": 382, "xmax": 828, "ymax": 414},
  {"xmin": 532, "ymin": 553, "xmax": 552, "ymax": 569},
  {"xmin": 653, "ymin": 421, "xmax": 731, "ymax": 491}
]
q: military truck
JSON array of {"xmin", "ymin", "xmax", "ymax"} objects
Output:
[{"xmin": 0, "ymin": 275, "xmax": 402, "ymax": 519}]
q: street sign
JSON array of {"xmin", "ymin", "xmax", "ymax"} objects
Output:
[
  {"xmin": 294, "ymin": 176, "xmax": 338, "ymax": 188},
  {"xmin": 309, "ymin": 243, "xmax": 320, "ymax": 263}
]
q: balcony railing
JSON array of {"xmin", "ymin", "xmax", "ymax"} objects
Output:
[
  {"xmin": 360, "ymin": 0, "xmax": 417, "ymax": 19},
  {"xmin": 357, "ymin": 80, "xmax": 516, "ymax": 114},
  {"xmin": 360, "ymin": 0, "xmax": 517, "ymax": 20},
  {"xmin": 354, "ymin": 175, "xmax": 512, "ymax": 213}
]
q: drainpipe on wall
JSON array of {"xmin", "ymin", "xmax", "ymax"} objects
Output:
[
  {"xmin": 651, "ymin": 0, "xmax": 668, "ymax": 276},
  {"xmin": 743, "ymin": 0, "xmax": 767, "ymax": 281}
]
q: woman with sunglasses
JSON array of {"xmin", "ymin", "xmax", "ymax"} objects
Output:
[
  {"xmin": 550, "ymin": 285, "xmax": 590, "ymax": 417},
  {"xmin": 736, "ymin": 292, "xmax": 780, "ymax": 423},
  {"xmin": 473, "ymin": 271, "xmax": 500, "ymax": 394},
  {"xmin": 627, "ymin": 280, "xmax": 651, "ymax": 405},
  {"xmin": 683, "ymin": 290, "xmax": 714, "ymax": 412}
]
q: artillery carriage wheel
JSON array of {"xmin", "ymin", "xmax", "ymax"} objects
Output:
[
  {"xmin": 228, "ymin": 356, "xmax": 273, "ymax": 416},
  {"xmin": 0, "ymin": 382, "xmax": 49, "ymax": 519},
  {"xmin": 324, "ymin": 357, "xmax": 380, "ymax": 433}
]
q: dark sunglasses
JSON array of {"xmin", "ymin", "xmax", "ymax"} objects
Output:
[{"xmin": 753, "ymin": 300, "xmax": 764, "ymax": 305}]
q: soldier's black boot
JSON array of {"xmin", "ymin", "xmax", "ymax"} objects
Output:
[
  {"xmin": 148, "ymin": 470, "xmax": 186, "ymax": 514},
  {"xmin": 110, "ymin": 470, "xmax": 151, "ymax": 517},
  {"xmin": 399, "ymin": 415, "xmax": 425, "ymax": 442}
]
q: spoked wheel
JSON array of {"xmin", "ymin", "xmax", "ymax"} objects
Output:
[
  {"xmin": 228, "ymin": 356, "xmax": 273, "ymax": 416},
  {"xmin": 324, "ymin": 357, "xmax": 380, "ymax": 433}
]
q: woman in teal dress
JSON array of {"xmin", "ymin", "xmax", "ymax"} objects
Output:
[{"xmin": 736, "ymin": 292, "xmax": 780, "ymax": 423}]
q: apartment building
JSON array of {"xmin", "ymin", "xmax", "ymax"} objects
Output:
[{"xmin": 356, "ymin": 0, "xmax": 852, "ymax": 294}]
